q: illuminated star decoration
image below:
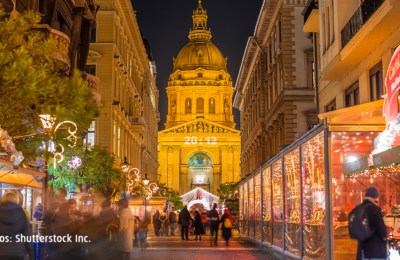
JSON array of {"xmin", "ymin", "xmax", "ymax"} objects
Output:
[{"xmin": 68, "ymin": 156, "xmax": 82, "ymax": 169}]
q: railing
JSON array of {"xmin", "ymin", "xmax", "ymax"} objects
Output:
[
  {"xmin": 341, "ymin": 0, "xmax": 385, "ymax": 49},
  {"xmin": 129, "ymin": 116, "xmax": 147, "ymax": 126},
  {"xmin": 303, "ymin": 0, "xmax": 319, "ymax": 24}
]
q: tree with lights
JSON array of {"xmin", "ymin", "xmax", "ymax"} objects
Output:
[
  {"xmin": 49, "ymin": 145, "xmax": 125, "ymax": 200},
  {"xmin": 218, "ymin": 182, "xmax": 239, "ymax": 203},
  {"xmin": 154, "ymin": 183, "xmax": 183, "ymax": 210},
  {"xmin": 0, "ymin": 8, "xmax": 96, "ymax": 163}
]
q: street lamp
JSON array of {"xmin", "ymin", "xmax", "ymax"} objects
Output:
[
  {"xmin": 121, "ymin": 156, "xmax": 130, "ymax": 173},
  {"xmin": 142, "ymin": 174, "xmax": 150, "ymax": 186}
]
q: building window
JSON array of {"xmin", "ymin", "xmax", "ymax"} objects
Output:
[
  {"xmin": 209, "ymin": 98, "xmax": 215, "ymax": 113},
  {"xmin": 113, "ymin": 122, "xmax": 116, "ymax": 154},
  {"xmin": 312, "ymin": 62, "xmax": 315, "ymax": 88},
  {"xmin": 274, "ymin": 33, "xmax": 277, "ymax": 53},
  {"xmin": 85, "ymin": 65, "xmax": 96, "ymax": 76},
  {"xmin": 185, "ymin": 98, "xmax": 192, "ymax": 113},
  {"xmin": 198, "ymin": 73, "xmax": 203, "ymax": 77},
  {"xmin": 117, "ymin": 127, "xmax": 121, "ymax": 158},
  {"xmin": 370, "ymin": 61, "xmax": 383, "ymax": 101},
  {"xmin": 83, "ymin": 120, "xmax": 95, "ymax": 148},
  {"xmin": 345, "ymin": 81, "xmax": 360, "ymax": 107},
  {"xmin": 322, "ymin": 12, "xmax": 326, "ymax": 51},
  {"xmin": 90, "ymin": 27, "xmax": 96, "ymax": 43},
  {"xmin": 326, "ymin": 99, "xmax": 336, "ymax": 112},
  {"xmin": 197, "ymin": 97, "xmax": 204, "ymax": 113}
]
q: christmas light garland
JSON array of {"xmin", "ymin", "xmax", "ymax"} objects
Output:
[{"xmin": 180, "ymin": 187, "xmax": 219, "ymax": 209}]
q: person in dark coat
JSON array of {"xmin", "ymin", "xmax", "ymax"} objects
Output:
[
  {"xmin": 169, "ymin": 211, "xmax": 177, "ymax": 235},
  {"xmin": 194, "ymin": 211, "xmax": 205, "ymax": 241},
  {"xmin": 208, "ymin": 203, "xmax": 220, "ymax": 246},
  {"xmin": 52, "ymin": 203, "xmax": 81, "ymax": 260},
  {"xmin": 153, "ymin": 210, "xmax": 161, "ymax": 236},
  {"xmin": 178, "ymin": 205, "xmax": 193, "ymax": 241},
  {"xmin": 356, "ymin": 186, "xmax": 387, "ymax": 260},
  {"xmin": 42, "ymin": 201, "xmax": 60, "ymax": 237},
  {"xmin": 0, "ymin": 192, "xmax": 34, "ymax": 260},
  {"xmin": 221, "ymin": 208, "xmax": 232, "ymax": 246},
  {"xmin": 33, "ymin": 203, "xmax": 43, "ymax": 221},
  {"xmin": 94, "ymin": 200, "xmax": 118, "ymax": 260}
]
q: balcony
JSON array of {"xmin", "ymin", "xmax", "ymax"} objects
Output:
[
  {"xmin": 32, "ymin": 24, "xmax": 71, "ymax": 67},
  {"xmin": 129, "ymin": 116, "xmax": 146, "ymax": 134},
  {"xmin": 341, "ymin": 0, "xmax": 385, "ymax": 48},
  {"xmin": 302, "ymin": 0, "xmax": 319, "ymax": 32},
  {"xmin": 81, "ymin": 72, "xmax": 101, "ymax": 104},
  {"xmin": 321, "ymin": 0, "xmax": 400, "ymax": 81}
]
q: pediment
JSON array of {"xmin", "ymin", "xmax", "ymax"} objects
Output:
[{"xmin": 160, "ymin": 118, "xmax": 239, "ymax": 134}]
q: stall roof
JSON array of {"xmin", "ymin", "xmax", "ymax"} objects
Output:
[
  {"xmin": 318, "ymin": 99, "xmax": 386, "ymax": 131},
  {"xmin": 0, "ymin": 158, "xmax": 44, "ymax": 189}
]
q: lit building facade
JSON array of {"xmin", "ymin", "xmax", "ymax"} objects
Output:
[
  {"xmin": 233, "ymin": 0, "xmax": 317, "ymax": 178},
  {"xmin": 89, "ymin": 0, "xmax": 159, "ymax": 180},
  {"xmin": 158, "ymin": 1, "xmax": 241, "ymax": 195}
]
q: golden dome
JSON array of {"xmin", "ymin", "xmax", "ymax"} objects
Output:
[
  {"xmin": 172, "ymin": 0, "xmax": 228, "ymax": 73},
  {"xmin": 173, "ymin": 40, "xmax": 227, "ymax": 73}
]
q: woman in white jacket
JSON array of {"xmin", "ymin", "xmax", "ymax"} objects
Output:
[{"xmin": 118, "ymin": 199, "xmax": 135, "ymax": 259}]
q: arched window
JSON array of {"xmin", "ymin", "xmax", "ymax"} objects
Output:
[
  {"xmin": 197, "ymin": 97, "xmax": 204, "ymax": 113},
  {"xmin": 185, "ymin": 98, "xmax": 192, "ymax": 113},
  {"xmin": 209, "ymin": 98, "xmax": 215, "ymax": 113}
]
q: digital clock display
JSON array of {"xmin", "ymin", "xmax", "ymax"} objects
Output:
[{"xmin": 184, "ymin": 137, "xmax": 217, "ymax": 145}]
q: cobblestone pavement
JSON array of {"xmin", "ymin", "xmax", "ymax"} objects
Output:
[{"xmin": 130, "ymin": 233, "xmax": 280, "ymax": 260}]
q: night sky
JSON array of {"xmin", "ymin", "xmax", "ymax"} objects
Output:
[{"xmin": 131, "ymin": 0, "xmax": 263, "ymax": 131}]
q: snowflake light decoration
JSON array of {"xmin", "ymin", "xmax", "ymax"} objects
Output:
[{"xmin": 68, "ymin": 156, "xmax": 82, "ymax": 169}]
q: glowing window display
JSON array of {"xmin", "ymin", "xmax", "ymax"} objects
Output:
[
  {"xmin": 263, "ymin": 166, "xmax": 272, "ymax": 244},
  {"xmin": 239, "ymin": 185, "xmax": 244, "ymax": 235},
  {"xmin": 301, "ymin": 132, "xmax": 326, "ymax": 259},
  {"xmin": 249, "ymin": 178, "xmax": 255, "ymax": 238},
  {"xmin": 331, "ymin": 131, "xmax": 380, "ymax": 260},
  {"xmin": 255, "ymin": 173, "xmax": 262, "ymax": 241},
  {"xmin": 284, "ymin": 148, "xmax": 301, "ymax": 255},
  {"xmin": 272, "ymin": 159, "xmax": 283, "ymax": 248},
  {"xmin": 243, "ymin": 181, "xmax": 248, "ymax": 236}
]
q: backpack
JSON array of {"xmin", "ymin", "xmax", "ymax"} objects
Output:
[
  {"xmin": 348, "ymin": 203, "xmax": 375, "ymax": 242},
  {"xmin": 224, "ymin": 218, "xmax": 232, "ymax": 228}
]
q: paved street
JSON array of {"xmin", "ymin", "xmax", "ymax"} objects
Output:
[{"xmin": 131, "ymin": 232, "xmax": 280, "ymax": 260}]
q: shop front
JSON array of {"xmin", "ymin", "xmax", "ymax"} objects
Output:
[
  {"xmin": 129, "ymin": 196, "xmax": 168, "ymax": 223},
  {"xmin": 239, "ymin": 99, "xmax": 397, "ymax": 260}
]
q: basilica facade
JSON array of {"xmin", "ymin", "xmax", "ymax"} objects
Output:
[{"xmin": 158, "ymin": 1, "xmax": 241, "ymax": 195}]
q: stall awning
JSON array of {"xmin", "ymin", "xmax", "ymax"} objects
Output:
[
  {"xmin": 318, "ymin": 99, "xmax": 387, "ymax": 131},
  {"xmin": 0, "ymin": 158, "xmax": 45, "ymax": 189}
]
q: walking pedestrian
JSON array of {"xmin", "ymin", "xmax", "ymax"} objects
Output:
[
  {"xmin": 153, "ymin": 210, "xmax": 161, "ymax": 236},
  {"xmin": 221, "ymin": 208, "xmax": 233, "ymax": 246},
  {"xmin": 94, "ymin": 200, "xmax": 118, "ymax": 260},
  {"xmin": 117, "ymin": 199, "xmax": 135, "ymax": 260},
  {"xmin": 52, "ymin": 203, "xmax": 81, "ymax": 260},
  {"xmin": 201, "ymin": 212, "xmax": 208, "ymax": 234},
  {"xmin": 0, "ymin": 192, "xmax": 34, "ymax": 260},
  {"xmin": 159, "ymin": 209, "xmax": 169, "ymax": 236},
  {"xmin": 178, "ymin": 205, "xmax": 193, "ymax": 241},
  {"xmin": 194, "ymin": 211, "xmax": 205, "ymax": 241},
  {"xmin": 68, "ymin": 198, "xmax": 83, "ymax": 218},
  {"xmin": 137, "ymin": 216, "xmax": 151, "ymax": 251},
  {"xmin": 352, "ymin": 186, "xmax": 387, "ymax": 260},
  {"xmin": 208, "ymin": 203, "xmax": 220, "ymax": 246},
  {"xmin": 33, "ymin": 203, "xmax": 43, "ymax": 221},
  {"xmin": 169, "ymin": 211, "xmax": 177, "ymax": 235}
]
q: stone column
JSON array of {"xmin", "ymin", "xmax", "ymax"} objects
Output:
[
  {"xmin": 233, "ymin": 145, "xmax": 241, "ymax": 182},
  {"xmin": 180, "ymin": 165, "xmax": 190, "ymax": 194},
  {"xmin": 220, "ymin": 146, "xmax": 229, "ymax": 184},
  {"xmin": 172, "ymin": 146, "xmax": 181, "ymax": 193},
  {"xmin": 212, "ymin": 165, "xmax": 222, "ymax": 195}
]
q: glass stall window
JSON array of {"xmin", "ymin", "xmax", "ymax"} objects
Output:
[
  {"xmin": 240, "ymin": 185, "xmax": 244, "ymax": 235},
  {"xmin": 284, "ymin": 148, "xmax": 301, "ymax": 255},
  {"xmin": 243, "ymin": 182, "xmax": 248, "ymax": 236},
  {"xmin": 331, "ymin": 131, "xmax": 380, "ymax": 260},
  {"xmin": 255, "ymin": 174, "xmax": 262, "ymax": 241},
  {"xmin": 249, "ymin": 178, "xmax": 255, "ymax": 238},
  {"xmin": 263, "ymin": 167, "xmax": 272, "ymax": 244},
  {"xmin": 272, "ymin": 159, "xmax": 283, "ymax": 248},
  {"xmin": 302, "ymin": 132, "xmax": 326, "ymax": 259}
]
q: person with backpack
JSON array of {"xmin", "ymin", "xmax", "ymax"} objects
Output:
[
  {"xmin": 221, "ymin": 208, "xmax": 233, "ymax": 246},
  {"xmin": 348, "ymin": 186, "xmax": 387, "ymax": 260},
  {"xmin": 207, "ymin": 203, "xmax": 220, "ymax": 246},
  {"xmin": 169, "ymin": 211, "xmax": 177, "ymax": 235},
  {"xmin": 159, "ymin": 209, "xmax": 169, "ymax": 236}
]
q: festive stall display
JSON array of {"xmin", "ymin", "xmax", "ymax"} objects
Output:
[
  {"xmin": 272, "ymin": 160, "xmax": 283, "ymax": 249},
  {"xmin": 284, "ymin": 148, "xmax": 301, "ymax": 255},
  {"xmin": 180, "ymin": 187, "xmax": 219, "ymax": 210},
  {"xmin": 239, "ymin": 185, "xmax": 244, "ymax": 235},
  {"xmin": 255, "ymin": 173, "xmax": 262, "ymax": 241},
  {"xmin": 263, "ymin": 167, "xmax": 272, "ymax": 244},
  {"xmin": 243, "ymin": 182, "xmax": 248, "ymax": 236},
  {"xmin": 249, "ymin": 178, "xmax": 255, "ymax": 238}
]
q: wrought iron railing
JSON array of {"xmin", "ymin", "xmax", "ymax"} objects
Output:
[
  {"xmin": 341, "ymin": 0, "xmax": 385, "ymax": 49},
  {"xmin": 303, "ymin": 0, "xmax": 319, "ymax": 24}
]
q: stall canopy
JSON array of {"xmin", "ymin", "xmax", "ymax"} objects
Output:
[{"xmin": 0, "ymin": 158, "xmax": 44, "ymax": 189}]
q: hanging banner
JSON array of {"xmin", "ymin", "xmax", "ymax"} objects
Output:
[
  {"xmin": 383, "ymin": 46, "xmax": 400, "ymax": 126},
  {"xmin": 342, "ymin": 156, "xmax": 369, "ymax": 176},
  {"xmin": 372, "ymin": 145, "xmax": 400, "ymax": 168}
]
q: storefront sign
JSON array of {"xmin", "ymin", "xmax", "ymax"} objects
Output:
[
  {"xmin": 372, "ymin": 145, "xmax": 400, "ymax": 168},
  {"xmin": 384, "ymin": 46, "xmax": 400, "ymax": 126},
  {"xmin": 342, "ymin": 156, "xmax": 369, "ymax": 176}
]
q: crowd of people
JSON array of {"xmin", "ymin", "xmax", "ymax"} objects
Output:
[
  {"xmin": 0, "ymin": 193, "xmax": 151, "ymax": 260},
  {"xmin": 152, "ymin": 203, "xmax": 234, "ymax": 247}
]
